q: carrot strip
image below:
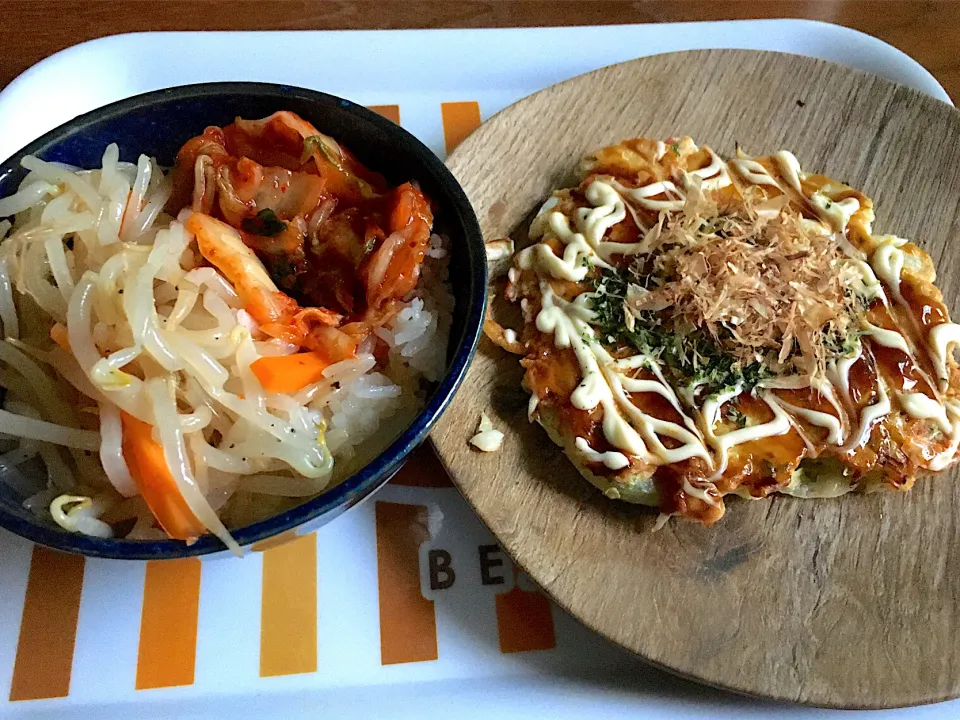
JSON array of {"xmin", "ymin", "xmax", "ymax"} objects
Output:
[
  {"xmin": 250, "ymin": 352, "xmax": 330, "ymax": 394},
  {"xmin": 120, "ymin": 412, "xmax": 206, "ymax": 541},
  {"xmin": 49, "ymin": 323, "xmax": 71, "ymax": 352}
]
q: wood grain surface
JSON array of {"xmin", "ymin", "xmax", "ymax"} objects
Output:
[
  {"xmin": 431, "ymin": 49, "xmax": 960, "ymax": 709},
  {"xmin": 0, "ymin": 2, "xmax": 958, "ymax": 101}
]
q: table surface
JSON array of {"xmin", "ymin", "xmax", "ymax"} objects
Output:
[{"xmin": 1, "ymin": 1, "xmax": 958, "ymax": 100}]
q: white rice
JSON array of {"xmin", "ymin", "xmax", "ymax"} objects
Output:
[{"xmin": 327, "ymin": 232, "xmax": 454, "ymax": 467}]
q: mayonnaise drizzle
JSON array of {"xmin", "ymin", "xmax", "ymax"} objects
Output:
[
  {"xmin": 827, "ymin": 345, "xmax": 863, "ymax": 400},
  {"xmin": 535, "ymin": 286, "xmax": 648, "ymax": 457},
  {"xmin": 770, "ymin": 397, "xmax": 843, "ymax": 445},
  {"xmin": 682, "ymin": 477, "xmax": 721, "ymax": 507},
  {"xmin": 871, "ymin": 240, "xmax": 906, "ymax": 303},
  {"xmin": 812, "ymin": 378, "xmax": 849, "ymax": 439},
  {"xmin": 930, "ymin": 323, "xmax": 960, "ymax": 388},
  {"xmin": 604, "ymin": 368, "xmax": 712, "ymax": 465},
  {"xmin": 519, "ymin": 180, "xmax": 648, "ymax": 281},
  {"xmin": 774, "ymin": 151, "xmax": 804, "ymax": 194},
  {"xmin": 846, "ymin": 378, "xmax": 891, "ymax": 451},
  {"xmin": 528, "ymin": 392, "xmax": 539, "ymax": 421},
  {"xmin": 930, "ymin": 402, "xmax": 960, "ymax": 471},
  {"xmin": 687, "ymin": 150, "xmax": 732, "ymax": 191},
  {"xmin": 863, "ymin": 322, "xmax": 912, "ymax": 354},
  {"xmin": 759, "ymin": 375, "xmax": 848, "ymax": 446},
  {"xmin": 536, "ymin": 285, "xmax": 715, "ymax": 465},
  {"xmin": 701, "ymin": 388, "xmax": 793, "ymax": 476},
  {"xmin": 809, "ymin": 193, "xmax": 860, "ymax": 233},
  {"xmin": 848, "ymin": 259, "xmax": 884, "ymax": 301},
  {"xmin": 620, "ymin": 180, "xmax": 687, "ymax": 212},
  {"xmin": 521, "ymin": 142, "xmax": 960, "ymax": 476},
  {"xmin": 578, "ymin": 181, "xmax": 626, "ymax": 245},
  {"xmin": 898, "ymin": 392, "xmax": 952, "ymax": 434},
  {"xmin": 867, "ymin": 236, "xmax": 948, "ymax": 396},
  {"xmin": 574, "ymin": 437, "xmax": 630, "ymax": 470},
  {"xmin": 611, "ymin": 150, "xmax": 731, "ymax": 213},
  {"xmin": 730, "ymin": 158, "xmax": 779, "ymax": 187}
]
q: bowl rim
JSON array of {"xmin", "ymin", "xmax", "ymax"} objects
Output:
[{"xmin": 0, "ymin": 81, "xmax": 486, "ymax": 559}]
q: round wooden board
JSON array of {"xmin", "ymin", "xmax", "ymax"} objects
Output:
[{"xmin": 430, "ymin": 49, "xmax": 960, "ymax": 709}]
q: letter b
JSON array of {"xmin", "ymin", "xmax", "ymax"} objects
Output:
[{"xmin": 428, "ymin": 549, "xmax": 455, "ymax": 590}]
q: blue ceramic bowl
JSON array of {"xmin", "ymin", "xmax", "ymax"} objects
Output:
[{"xmin": 0, "ymin": 82, "xmax": 485, "ymax": 559}]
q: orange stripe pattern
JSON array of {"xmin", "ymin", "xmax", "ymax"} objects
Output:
[
  {"xmin": 135, "ymin": 558, "xmax": 201, "ymax": 690},
  {"xmin": 9, "ymin": 546, "xmax": 85, "ymax": 701},
  {"xmin": 368, "ymin": 104, "xmax": 401, "ymax": 124},
  {"xmin": 390, "ymin": 444, "xmax": 453, "ymax": 488},
  {"xmin": 441, "ymin": 101, "xmax": 481, "ymax": 154},
  {"xmin": 495, "ymin": 577, "xmax": 557, "ymax": 654},
  {"xmin": 250, "ymin": 529, "xmax": 298, "ymax": 553},
  {"xmin": 375, "ymin": 501, "xmax": 438, "ymax": 664},
  {"xmin": 259, "ymin": 533, "xmax": 318, "ymax": 677}
]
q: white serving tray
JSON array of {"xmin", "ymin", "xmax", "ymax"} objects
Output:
[{"xmin": 0, "ymin": 21, "xmax": 955, "ymax": 720}]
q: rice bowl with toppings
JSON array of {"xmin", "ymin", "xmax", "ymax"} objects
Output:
[{"xmin": 0, "ymin": 109, "xmax": 454, "ymax": 554}]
